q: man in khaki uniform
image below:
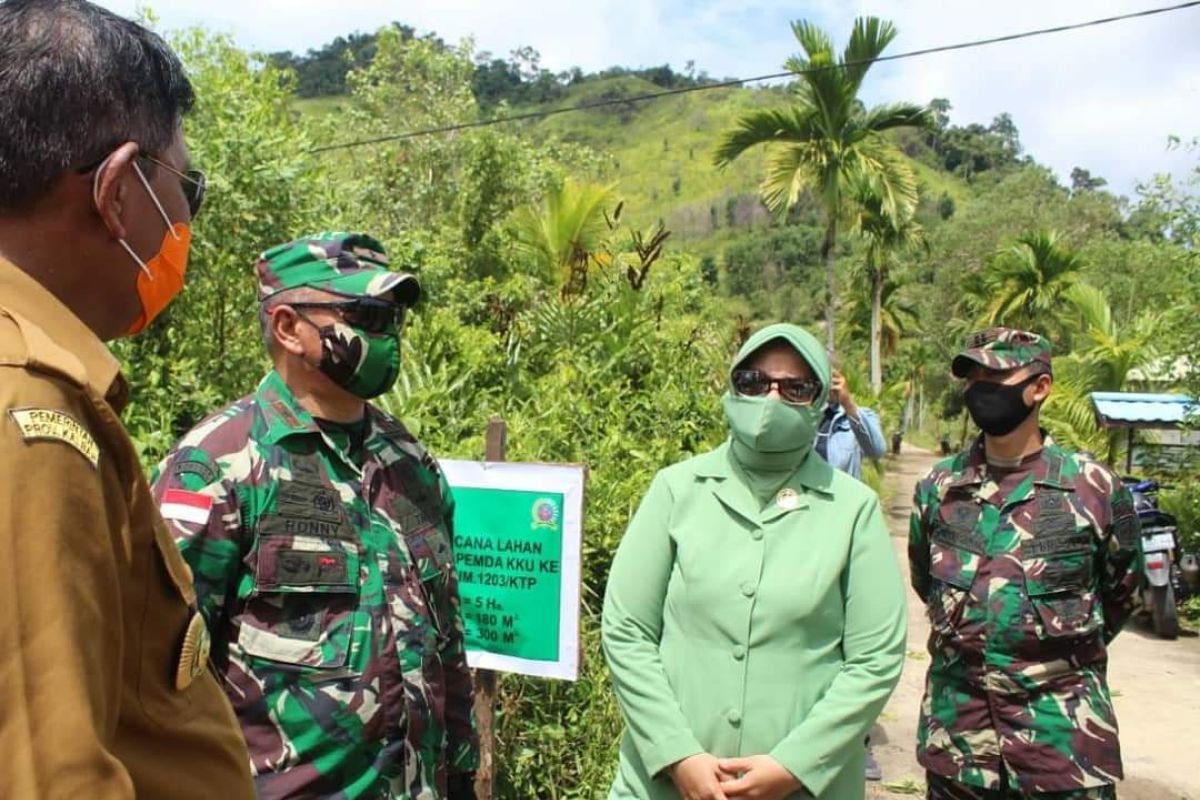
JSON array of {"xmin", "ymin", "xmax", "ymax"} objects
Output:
[{"xmin": 0, "ymin": 1, "xmax": 253, "ymax": 797}]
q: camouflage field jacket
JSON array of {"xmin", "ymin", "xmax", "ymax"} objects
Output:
[
  {"xmin": 152, "ymin": 371, "xmax": 477, "ymax": 799},
  {"xmin": 909, "ymin": 435, "xmax": 1142, "ymax": 793}
]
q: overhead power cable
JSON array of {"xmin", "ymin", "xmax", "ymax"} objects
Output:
[{"xmin": 308, "ymin": 1, "xmax": 1200, "ymax": 155}]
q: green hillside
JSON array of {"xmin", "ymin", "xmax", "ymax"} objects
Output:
[
  {"xmin": 298, "ymin": 76, "xmax": 973, "ymax": 261},
  {"xmin": 524, "ymin": 78, "xmax": 782, "ymax": 240}
]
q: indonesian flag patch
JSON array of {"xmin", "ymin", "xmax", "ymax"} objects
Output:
[{"xmin": 160, "ymin": 488, "xmax": 214, "ymax": 525}]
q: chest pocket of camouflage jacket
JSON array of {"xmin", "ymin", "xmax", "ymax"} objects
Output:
[
  {"xmin": 1021, "ymin": 491, "xmax": 1099, "ymax": 639},
  {"xmin": 239, "ymin": 532, "xmax": 361, "ymax": 669},
  {"xmin": 928, "ymin": 502, "xmax": 984, "ymax": 634}
]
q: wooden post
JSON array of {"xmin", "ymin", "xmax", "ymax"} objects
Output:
[
  {"xmin": 1126, "ymin": 427, "xmax": 1134, "ymax": 475},
  {"xmin": 473, "ymin": 417, "xmax": 507, "ymax": 800}
]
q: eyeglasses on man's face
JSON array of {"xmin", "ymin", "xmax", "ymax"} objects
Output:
[
  {"xmin": 140, "ymin": 154, "xmax": 206, "ymax": 219},
  {"xmin": 77, "ymin": 150, "xmax": 207, "ymax": 219}
]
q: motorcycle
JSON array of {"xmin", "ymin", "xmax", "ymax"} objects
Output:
[{"xmin": 1127, "ymin": 478, "xmax": 1185, "ymax": 640}]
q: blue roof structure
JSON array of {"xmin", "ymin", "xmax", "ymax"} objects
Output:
[{"xmin": 1090, "ymin": 392, "xmax": 1198, "ymax": 429}]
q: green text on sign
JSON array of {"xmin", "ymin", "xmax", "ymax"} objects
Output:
[{"xmin": 452, "ymin": 487, "xmax": 564, "ymax": 661}]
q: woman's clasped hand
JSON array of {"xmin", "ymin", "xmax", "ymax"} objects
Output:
[{"xmin": 669, "ymin": 754, "xmax": 803, "ymax": 800}]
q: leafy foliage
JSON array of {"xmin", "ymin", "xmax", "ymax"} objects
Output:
[
  {"xmin": 115, "ymin": 29, "xmax": 333, "ymax": 461},
  {"xmin": 510, "ymin": 180, "xmax": 618, "ymax": 292},
  {"xmin": 978, "ymin": 230, "xmax": 1087, "ymax": 341},
  {"xmin": 269, "ymin": 25, "xmax": 418, "ymax": 97}
]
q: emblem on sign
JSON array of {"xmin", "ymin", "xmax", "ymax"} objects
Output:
[
  {"xmin": 776, "ymin": 488, "xmax": 800, "ymax": 510},
  {"xmin": 176, "ymin": 612, "xmax": 212, "ymax": 691},
  {"xmin": 531, "ymin": 498, "xmax": 559, "ymax": 530}
]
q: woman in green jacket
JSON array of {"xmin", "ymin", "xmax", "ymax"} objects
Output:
[{"xmin": 602, "ymin": 324, "xmax": 907, "ymax": 800}]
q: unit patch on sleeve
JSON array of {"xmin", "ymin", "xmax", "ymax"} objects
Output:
[{"xmin": 8, "ymin": 408, "xmax": 100, "ymax": 468}]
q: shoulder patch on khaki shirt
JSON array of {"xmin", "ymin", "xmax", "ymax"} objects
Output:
[{"xmin": 8, "ymin": 407, "xmax": 100, "ymax": 468}]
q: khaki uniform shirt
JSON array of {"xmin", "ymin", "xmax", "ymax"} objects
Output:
[{"xmin": 0, "ymin": 257, "xmax": 254, "ymax": 799}]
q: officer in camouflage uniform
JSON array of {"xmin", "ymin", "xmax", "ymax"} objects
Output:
[
  {"xmin": 151, "ymin": 232, "xmax": 478, "ymax": 799},
  {"xmin": 909, "ymin": 328, "xmax": 1142, "ymax": 800}
]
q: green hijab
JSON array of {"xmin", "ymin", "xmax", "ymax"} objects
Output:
[{"xmin": 721, "ymin": 323, "xmax": 831, "ymax": 505}]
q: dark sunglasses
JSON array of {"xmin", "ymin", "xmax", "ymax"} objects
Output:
[
  {"xmin": 731, "ymin": 369, "xmax": 822, "ymax": 405},
  {"xmin": 289, "ymin": 298, "xmax": 407, "ymax": 335},
  {"xmin": 77, "ymin": 152, "xmax": 207, "ymax": 219}
]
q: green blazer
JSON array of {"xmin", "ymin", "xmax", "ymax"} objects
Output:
[{"xmin": 602, "ymin": 443, "xmax": 907, "ymax": 799}]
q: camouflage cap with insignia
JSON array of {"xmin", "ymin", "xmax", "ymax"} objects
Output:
[
  {"xmin": 256, "ymin": 231, "xmax": 421, "ymax": 306},
  {"xmin": 951, "ymin": 327, "xmax": 1053, "ymax": 378}
]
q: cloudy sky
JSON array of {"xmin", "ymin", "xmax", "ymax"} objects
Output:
[{"xmin": 98, "ymin": 0, "xmax": 1200, "ymax": 196}]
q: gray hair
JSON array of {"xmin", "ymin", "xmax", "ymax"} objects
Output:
[{"xmin": 0, "ymin": 0, "xmax": 194, "ymax": 212}]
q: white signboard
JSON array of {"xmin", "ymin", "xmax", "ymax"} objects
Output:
[{"xmin": 439, "ymin": 460, "xmax": 585, "ymax": 681}]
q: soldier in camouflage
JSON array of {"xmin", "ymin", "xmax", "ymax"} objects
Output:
[
  {"xmin": 151, "ymin": 232, "xmax": 478, "ymax": 799},
  {"xmin": 909, "ymin": 328, "xmax": 1143, "ymax": 800}
]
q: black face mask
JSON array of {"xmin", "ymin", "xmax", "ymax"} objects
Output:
[{"xmin": 964, "ymin": 375, "xmax": 1041, "ymax": 436}]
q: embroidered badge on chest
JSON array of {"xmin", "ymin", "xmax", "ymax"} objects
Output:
[
  {"xmin": 8, "ymin": 408, "xmax": 99, "ymax": 467},
  {"xmin": 176, "ymin": 612, "xmax": 212, "ymax": 691}
]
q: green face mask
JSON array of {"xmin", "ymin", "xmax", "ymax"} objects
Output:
[
  {"xmin": 722, "ymin": 393, "xmax": 821, "ymax": 471},
  {"xmin": 312, "ymin": 321, "xmax": 401, "ymax": 399}
]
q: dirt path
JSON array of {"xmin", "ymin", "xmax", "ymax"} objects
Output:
[{"xmin": 868, "ymin": 444, "xmax": 1200, "ymax": 800}]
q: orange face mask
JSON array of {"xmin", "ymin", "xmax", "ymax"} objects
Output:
[
  {"xmin": 94, "ymin": 156, "xmax": 192, "ymax": 336},
  {"xmin": 120, "ymin": 221, "xmax": 191, "ymax": 336}
]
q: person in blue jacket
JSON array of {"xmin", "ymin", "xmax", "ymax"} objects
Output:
[{"xmin": 815, "ymin": 367, "xmax": 886, "ymax": 482}]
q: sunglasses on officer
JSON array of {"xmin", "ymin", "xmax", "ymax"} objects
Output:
[
  {"xmin": 731, "ymin": 369, "xmax": 822, "ymax": 406},
  {"xmin": 288, "ymin": 297, "xmax": 407, "ymax": 335}
]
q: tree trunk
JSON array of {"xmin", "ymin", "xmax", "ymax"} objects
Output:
[
  {"xmin": 869, "ymin": 259, "xmax": 883, "ymax": 395},
  {"xmin": 822, "ymin": 219, "xmax": 837, "ymax": 352},
  {"xmin": 918, "ymin": 381, "xmax": 925, "ymax": 431}
]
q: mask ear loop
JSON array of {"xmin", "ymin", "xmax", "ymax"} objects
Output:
[
  {"xmin": 93, "ymin": 154, "xmax": 156, "ymax": 280},
  {"xmin": 131, "ymin": 159, "xmax": 181, "ymax": 242}
]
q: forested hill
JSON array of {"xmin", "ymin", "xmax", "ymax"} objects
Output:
[
  {"xmin": 283, "ymin": 25, "xmax": 1083, "ymax": 241},
  {"xmin": 270, "ymin": 23, "xmax": 724, "ymax": 105},
  {"xmin": 278, "ymin": 21, "xmax": 1190, "ymax": 419},
  {"xmin": 286, "ymin": 24, "xmax": 1157, "ymax": 330}
]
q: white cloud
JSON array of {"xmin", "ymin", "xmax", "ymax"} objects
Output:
[
  {"xmin": 816, "ymin": 0, "xmax": 1200, "ymax": 195},
  {"xmin": 96, "ymin": 0, "xmax": 1200, "ymax": 194}
]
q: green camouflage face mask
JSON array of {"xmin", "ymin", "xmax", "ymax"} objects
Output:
[{"xmin": 311, "ymin": 320, "xmax": 401, "ymax": 399}]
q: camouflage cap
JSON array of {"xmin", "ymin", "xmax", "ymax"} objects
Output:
[
  {"xmin": 256, "ymin": 231, "xmax": 421, "ymax": 306},
  {"xmin": 951, "ymin": 327, "xmax": 1053, "ymax": 378}
]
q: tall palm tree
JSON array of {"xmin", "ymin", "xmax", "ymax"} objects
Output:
[
  {"xmin": 1041, "ymin": 283, "xmax": 1161, "ymax": 465},
  {"xmin": 982, "ymin": 230, "xmax": 1085, "ymax": 339},
  {"xmin": 851, "ymin": 179, "xmax": 927, "ymax": 393},
  {"xmin": 511, "ymin": 180, "xmax": 617, "ymax": 297},
  {"xmin": 714, "ymin": 16, "xmax": 932, "ymax": 350}
]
